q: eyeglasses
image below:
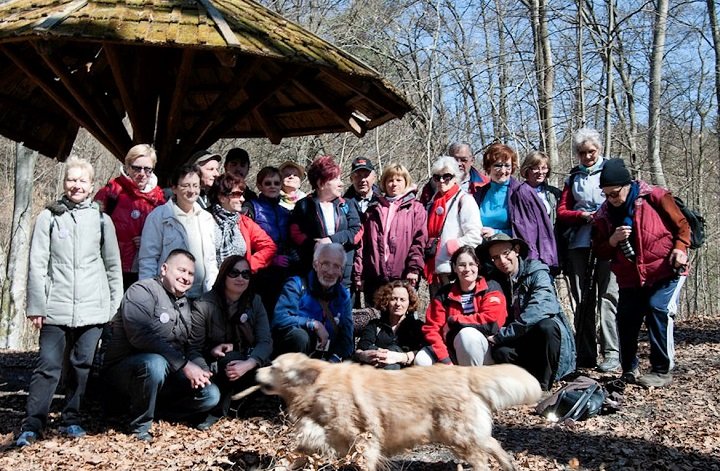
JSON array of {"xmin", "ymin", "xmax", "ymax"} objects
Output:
[
  {"xmin": 530, "ymin": 166, "xmax": 549, "ymax": 173},
  {"xmin": 228, "ymin": 268, "xmax": 252, "ymax": 280},
  {"xmin": 492, "ymin": 163, "xmax": 513, "ymax": 170},
  {"xmin": 178, "ymin": 183, "xmax": 200, "ymax": 190},
  {"xmin": 130, "ymin": 165, "xmax": 154, "ymax": 174},
  {"xmin": 226, "ymin": 191, "xmax": 244, "ymax": 198},
  {"xmin": 490, "ymin": 248, "xmax": 514, "ymax": 263},
  {"xmin": 432, "ymin": 173, "xmax": 454, "ymax": 183},
  {"xmin": 602, "ymin": 186, "xmax": 625, "ymax": 199},
  {"xmin": 318, "ymin": 261, "xmax": 343, "ymax": 271},
  {"xmin": 263, "ymin": 180, "xmax": 282, "ymax": 187}
]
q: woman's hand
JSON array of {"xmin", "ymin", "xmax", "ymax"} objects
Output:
[
  {"xmin": 315, "ymin": 237, "xmax": 332, "ymax": 245},
  {"xmin": 481, "ymin": 227, "xmax": 496, "ymax": 239},
  {"xmin": 132, "ymin": 236, "xmax": 142, "ymax": 248},
  {"xmin": 225, "ymin": 358, "xmax": 258, "ymax": 381},
  {"xmin": 581, "ymin": 211, "xmax": 595, "ymax": 223},
  {"xmin": 28, "ymin": 316, "xmax": 44, "ymax": 330},
  {"xmin": 210, "ymin": 343, "xmax": 234, "ymax": 358},
  {"xmin": 360, "ymin": 348, "xmax": 406, "ymax": 367}
]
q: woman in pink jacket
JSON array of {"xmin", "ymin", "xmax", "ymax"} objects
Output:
[{"xmin": 353, "ymin": 163, "xmax": 428, "ymax": 306}]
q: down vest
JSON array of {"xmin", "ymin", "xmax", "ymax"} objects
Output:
[{"xmin": 26, "ymin": 198, "xmax": 123, "ymax": 326}]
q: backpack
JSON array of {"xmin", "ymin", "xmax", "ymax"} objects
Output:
[
  {"xmin": 535, "ymin": 376, "xmax": 606, "ymax": 422},
  {"xmin": 673, "ymin": 196, "xmax": 705, "ymax": 249}
]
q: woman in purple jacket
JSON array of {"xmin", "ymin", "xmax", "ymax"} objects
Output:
[{"xmin": 353, "ymin": 163, "xmax": 428, "ymax": 306}]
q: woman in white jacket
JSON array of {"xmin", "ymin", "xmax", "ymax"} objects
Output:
[
  {"xmin": 138, "ymin": 164, "xmax": 218, "ymax": 299},
  {"xmin": 424, "ymin": 156, "xmax": 483, "ymax": 298},
  {"xmin": 17, "ymin": 157, "xmax": 122, "ymax": 447}
]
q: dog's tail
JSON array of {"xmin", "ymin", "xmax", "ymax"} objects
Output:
[{"xmin": 468, "ymin": 364, "xmax": 542, "ymax": 411}]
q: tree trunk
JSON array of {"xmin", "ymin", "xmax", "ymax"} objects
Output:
[
  {"xmin": 707, "ymin": 0, "xmax": 720, "ymax": 191},
  {"xmin": 0, "ymin": 142, "xmax": 37, "ymax": 349},
  {"xmin": 647, "ymin": 0, "xmax": 669, "ymax": 186},
  {"xmin": 603, "ymin": 0, "xmax": 615, "ymax": 155},
  {"xmin": 575, "ymin": 0, "xmax": 586, "ymax": 130}
]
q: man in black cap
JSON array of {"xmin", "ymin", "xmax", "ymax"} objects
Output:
[
  {"xmin": 344, "ymin": 157, "xmax": 380, "ymax": 214},
  {"xmin": 224, "ymin": 147, "xmax": 257, "ymax": 215}
]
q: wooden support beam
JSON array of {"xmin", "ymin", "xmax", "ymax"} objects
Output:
[
  {"xmin": 252, "ymin": 106, "xmax": 282, "ymax": 145},
  {"xmin": 292, "ymin": 73, "xmax": 367, "ymax": 138},
  {"xmin": 103, "ymin": 43, "xmax": 149, "ymax": 143},
  {"xmin": 156, "ymin": 48, "xmax": 196, "ymax": 155},
  {"xmin": 320, "ymin": 68, "xmax": 410, "ymax": 119},
  {"xmin": 33, "ymin": 42, "xmax": 132, "ymax": 156},
  {"xmin": 0, "ymin": 44, "xmax": 122, "ymax": 158}
]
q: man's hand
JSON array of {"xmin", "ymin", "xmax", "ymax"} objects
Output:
[
  {"xmin": 609, "ymin": 225, "xmax": 632, "ymax": 247},
  {"xmin": 406, "ymin": 273, "xmax": 419, "ymax": 285},
  {"xmin": 315, "ymin": 322, "xmax": 330, "ymax": 350},
  {"xmin": 314, "ymin": 237, "xmax": 332, "ymax": 245},
  {"xmin": 669, "ymin": 249, "xmax": 688, "ymax": 269},
  {"xmin": 28, "ymin": 316, "xmax": 44, "ymax": 330},
  {"xmin": 210, "ymin": 343, "xmax": 234, "ymax": 358},
  {"xmin": 182, "ymin": 361, "xmax": 212, "ymax": 389},
  {"xmin": 225, "ymin": 359, "xmax": 258, "ymax": 381}
]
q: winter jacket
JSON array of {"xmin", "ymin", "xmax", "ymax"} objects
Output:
[
  {"xmin": 422, "ymin": 278, "xmax": 507, "ymax": 363},
  {"xmin": 557, "ymin": 158, "xmax": 607, "ymax": 249},
  {"xmin": 103, "ymin": 277, "xmax": 192, "ymax": 371},
  {"xmin": 352, "ymin": 189, "xmax": 427, "ymax": 286},
  {"xmin": 487, "ymin": 258, "xmax": 576, "ymax": 380},
  {"xmin": 272, "ymin": 272, "xmax": 354, "ymax": 359},
  {"xmin": 289, "ymin": 194, "xmax": 362, "ymax": 287},
  {"xmin": 426, "ymin": 189, "xmax": 483, "ymax": 276},
  {"xmin": 138, "ymin": 199, "xmax": 218, "ymax": 297},
  {"xmin": 474, "ymin": 177, "xmax": 558, "ymax": 270},
  {"xmin": 356, "ymin": 312, "xmax": 426, "ymax": 355},
  {"xmin": 419, "ymin": 166, "xmax": 489, "ymax": 205},
  {"xmin": 188, "ymin": 289, "xmax": 273, "ymax": 370},
  {"xmin": 249, "ymin": 195, "xmax": 291, "ymax": 246},
  {"xmin": 94, "ymin": 172, "xmax": 165, "ymax": 272},
  {"xmin": 526, "ymin": 182, "xmax": 562, "ymax": 226},
  {"xmin": 236, "ymin": 214, "xmax": 277, "ymax": 272},
  {"xmin": 344, "ymin": 184, "xmax": 381, "ymax": 214},
  {"xmin": 592, "ymin": 181, "xmax": 691, "ymax": 289},
  {"xmin": 26, "ymin": 197, "xmax": 122, "ymax": 327}
]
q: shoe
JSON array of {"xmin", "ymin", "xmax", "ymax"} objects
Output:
[
  {"xmin": 16, "ymin": 431, "xmax": 38, "ymax": 447},
  {"xmin": 637, "ymin": 372, "xmax": 672, "ymax": 388},
  {"xmin": 597, "ymin": 357, "xmax": 621, "ymax": 373},
  {"xmin": 59, "ymin": 425, "xmax": 87, "ymax": 438},
  {"xmin": 195, "ymin": 414, "xmax": 221, "ymax": 431},
  {"xmin": 133, "ymin": 430, "xmax": 153, "ymax": 442},
  {"xmin": 619, "ymin": 368, "xmax": 640, "ymax": 385}
]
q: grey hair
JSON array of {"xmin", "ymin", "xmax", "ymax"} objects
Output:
[
  {"xmin": 572, "ymin": 128, "xmax": 603, "ymax": 156},
  {"xmin": 64, "ymin": 155, "xmax": 95, "ymax": 182},
  {"xmin": 313, "ymin": 242, "xmax": 346, "ymax": 264},
  {"xmin": 431, "ymin": 156, "xmax": 461, "ymax": 180},
  {"xmin": 448, "ymin": 142, "xmax": 473, "ymax": 157}
]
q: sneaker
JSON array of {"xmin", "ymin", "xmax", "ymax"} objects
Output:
[
  {"xmin": 619, "ymin": 368, "xmax": 640, "ymax": 384},
  {"xmin": 59, "ymin": 425, "xmax": 87, "ymax": 438},
  {"xmin": 195, "ymin": 414, "xmax": 221, "ymax": 431},
  {"xmin": 16, "ymin": 431, "xmax": 38, "ymax": 447},
  {"xmin": 133, "ymin": 430, "xmax": 153, "ymax": 442},
  {"xmin": 637, "ymin": 372, "xmax": 672, "ymax": 388},
  {"xmin": 597, "ymin": 357, "xmax": 621, "ymax": 373}
]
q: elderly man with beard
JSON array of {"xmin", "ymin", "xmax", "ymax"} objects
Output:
[
  {"xmin": 102, "ymin": 249, "xmax": 220, "ymax": 441},
  {"xmin": 271, "ymin": 243, "xmax": 353, "ymax": 362}
]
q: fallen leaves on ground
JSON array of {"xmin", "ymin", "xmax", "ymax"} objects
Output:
[{"xmin": 1, "ymin": 316, "xmax": 719, "ymax": 470}]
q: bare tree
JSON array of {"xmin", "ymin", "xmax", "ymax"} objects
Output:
[{"xmin": 647, "ymin": 0, "xmax": 669, "ymax": 186}]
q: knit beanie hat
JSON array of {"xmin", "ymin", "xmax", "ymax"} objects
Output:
[{"xmin": 599, "ymin": 158, "xmax": 632, "ymax": 187}]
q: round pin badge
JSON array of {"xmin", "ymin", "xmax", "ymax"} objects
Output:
[
  {"xmin": 240, "ymin": 313, "xmax": 248, "ymax": 323},
  {"xmin": 130, "ymin": 209, "xmax": 141, "ymax": 220},
  {"xmin": 435, "ymin": 206, "xmax": 444, "ymax": 216},
  {"xmin": 58, "ymin": 228, "xmax": 70, "ymax": 239},
  {"xmin": 159, "ymin": 312, "xmax": 170, "ymax": 323}
]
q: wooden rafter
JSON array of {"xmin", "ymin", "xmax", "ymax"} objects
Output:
[
  {"xmin": 103, "ymin": 42, "xmax": 149, "ymax": 143},
  {"xmin": 33, "ymin": 42, "xmax": 132, "ymax": 157},
  {"xmin": 321, "ymin": 68, "xmax": 408, "ymax": 119},
  {"xmin": 252, "ymin": 106, "xmax": 282, "ymax": 144},
  {"xmin": 0, "ymin": 43, "xmax": 121, "ymax": 156},
  {"xmin": 156, "ymin": 48, "xmax": 196, "ymax": 155},
  {"xmin": 292, "ymin": 75, "xmax": 366, "ymax": 138}
]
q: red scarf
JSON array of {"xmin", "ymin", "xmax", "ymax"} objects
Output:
[{"xmin": 424, "ymin": 184, "xmax": 460, "ymax": 281}]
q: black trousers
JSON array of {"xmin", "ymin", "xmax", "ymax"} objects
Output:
[{"xmin": 492, "ymin": 317, "xmax": 561, "ymax": 391}]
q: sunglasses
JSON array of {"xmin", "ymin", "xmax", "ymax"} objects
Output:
[
  {"xmin": 602, "ymin": 186, "xmax": 625, "ymax": 199},
  {"xmin": 225, "ymin": 191, "xmax": 244, "ymax": 198},
  {"xmin": 263, "ymin": 180, "xmax": 282, "ymax": 187},
  {"xmin": 130, "ymin": 165, "xmax": 154, "ymax": 174},
  {"xmin": 432, "ymin": 173, "xmax": 454, "ymax": 183},
  {"xmin": 228, "ymin": 268, "xmax": 252, "ymax": 280}
]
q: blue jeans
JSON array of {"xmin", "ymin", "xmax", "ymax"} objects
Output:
[
  {"xmin": 617, "ymin": 276, "xmax": 685, "ymax": 374},
  {"xmin": 22, "ymin": 324, "xmax": 103, "ymax": 434},
  {"xmin": 104, "ymin": 353, "xmax": 220, "ymax": 434}
]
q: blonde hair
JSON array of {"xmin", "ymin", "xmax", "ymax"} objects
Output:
[
  {"xmin": 379, "ymin": 163, "xmax": 412, "ymax": 193},
  {"xmin": 124, "ymin": 144, "xmax": 157, "ymax": 167},
  {"xmin": 520, "ymin": 151, "xmax": 552, "ymax": 179},
  {"xmin": 64, "ymin": 156, "xmax": 94, "ymax": 182}
]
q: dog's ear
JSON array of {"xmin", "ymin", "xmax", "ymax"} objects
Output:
[{"xmin": 286, "ymin": 364, "xmax": 321, "ymax": 387}]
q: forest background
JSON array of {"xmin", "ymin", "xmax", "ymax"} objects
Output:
[{"xmin": 1, "ymin": 0, "xmax": 719, "ymax": 349}]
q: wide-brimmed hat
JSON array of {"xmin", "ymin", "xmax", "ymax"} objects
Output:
[
  {"xmin": 475, "ymin": 232, "xmax": 529, "ymax": 263},
  {"xmin": 191, "ymin": 149, "xmax": 221, "ymax": 166},
  {"xmin": 279, "ymin": 160, "xmax": 306, "ymax": 179}
]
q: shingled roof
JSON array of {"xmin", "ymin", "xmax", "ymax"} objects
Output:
[{"xmin": 0, "ymin": 0, "xmax": 411, "ymax": 173}]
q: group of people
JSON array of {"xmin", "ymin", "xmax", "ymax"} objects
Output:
[{"xmin": 15, "ymin": 127, "xmax": 691, "ymax": 446}]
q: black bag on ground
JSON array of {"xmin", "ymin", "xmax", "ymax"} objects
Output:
[{"xmin": 535, "ymin": 376, "xmax": 606, "ymax": 422}]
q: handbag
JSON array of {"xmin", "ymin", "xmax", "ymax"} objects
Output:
[{"xmin": 536, "ymin": 376, "xmax": 606, "ymax": 422}]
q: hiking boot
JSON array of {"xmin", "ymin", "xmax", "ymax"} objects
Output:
[
  {"xmin": 59, "ymin": 425, "xmax": 87, "ymax": 438},
  {"xmin": 195, "ymin": 414, "xmax": 221, "ymax": 431},
  {"xmin": 619, "ymin": 368, "xmax": 640, "ymax": 385},
  {"xmin": 596, "ymin": 357, "xmax": 621, "ymax": 373},
  {"xmin": 637, "ymin": 372, "xmax": 672, "ymax": 388},
  {"xmin": 16, "ymin": 431, "xmax": 38, "ymax": 447},
  {"xmin": 133, "ymin": 430, "xmax": 153, "ymax": 442}
]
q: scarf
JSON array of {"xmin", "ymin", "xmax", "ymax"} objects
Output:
[
  {"xmin": 212, "ymin": 204, "xmax": 245, "ymax": 264},
  {"xmin": 607, "ymin": 181, "xmax": 640, "ymax": 251},
  {"xmin": 427, "ymin": 184, "xmax": 460, "ymax": 239}
]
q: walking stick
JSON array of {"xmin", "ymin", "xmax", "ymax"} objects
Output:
[{"xmin": 575, "ymin": 250, "xmax": 598, "ymax": 367}]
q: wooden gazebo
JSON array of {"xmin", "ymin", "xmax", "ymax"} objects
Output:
[{"xmin": 0, "ymin": 0, "xmax": 411, "ymax": 176}]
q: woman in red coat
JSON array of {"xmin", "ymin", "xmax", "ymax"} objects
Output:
[{"xmin": 95, "ymin": 144, "xmax": 165, "ymax": 290}]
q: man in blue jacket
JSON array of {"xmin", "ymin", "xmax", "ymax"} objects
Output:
[
  {"xmin": 478, "ymin": 233, "xmax": 576, "ymax": 391},
  {"xmin": 272, "ymin": 243, "xmax": 354, "ymax": 362}
]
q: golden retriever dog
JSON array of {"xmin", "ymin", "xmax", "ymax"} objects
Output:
[{"xmin": 256, "ymin": 352, "xmax": 541, "ymax": 471}]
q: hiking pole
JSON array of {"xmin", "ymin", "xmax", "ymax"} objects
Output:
[{"xmin": 575, "ymin": 250, "xmax": 598, "ymax": 367}]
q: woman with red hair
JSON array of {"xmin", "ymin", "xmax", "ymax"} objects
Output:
[{"xmin": 289, "ymin": 155, "xmax": 361, "ymax": 287}]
